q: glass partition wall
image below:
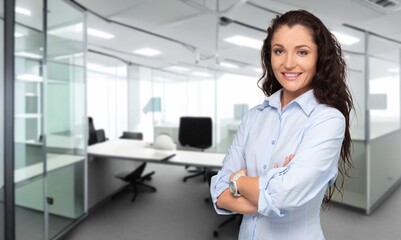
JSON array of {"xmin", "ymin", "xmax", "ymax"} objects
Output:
[
  {"xmin": 367, "ymin": 35, "xmax": 401, "ymax": 214},
  {"xmin": 125, "ymin": 63, "xmax": 264, "ymax": 151},
  {"xmin": 12, "ymin": 0, "xmax": 87, "ymax": 239},
  {"xmin": 330, "ymin": 27, "xmax": 401, "ymax": 214},
  {"xmin": 0, "ymin": 0, "xmax": 5, "ymax": 238}
]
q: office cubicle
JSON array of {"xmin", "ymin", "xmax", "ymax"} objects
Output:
[
  {"xmin": 328, "ymin": 26, "xmax": 401, "ymax": 214},
  {"xmin": 126, "ymin": 64, "xmax": 264, "ymax": 152}
]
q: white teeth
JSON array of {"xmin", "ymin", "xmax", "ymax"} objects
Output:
[{"xmin": 284, "ymin": 73, "xmax": 299, "ymax": 77}]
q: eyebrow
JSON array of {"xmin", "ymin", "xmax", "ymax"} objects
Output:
[{"xmin": 272, "ymin": 43, "xmax": 312, "ymax": 49}]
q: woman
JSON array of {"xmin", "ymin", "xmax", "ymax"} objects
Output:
[{"xmin": 210, "ymin": 9, "xmax": 353, "ymax": 239}]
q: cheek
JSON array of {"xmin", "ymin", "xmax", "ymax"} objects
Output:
[
  {"xmin": 305, "ymin": 60, "xmax": 317, "ymax": 76},
  {"xmin": 271, "ymin": 59, "xmax": 281, "ymax": 73}
]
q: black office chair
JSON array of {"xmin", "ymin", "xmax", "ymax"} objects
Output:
[
  {"xmin": 120, "ymin": 131, "xmax": 143, "ymax": 140},
  {"xmin": 88, "ymin": 117, "xmax": 107, "ymax": 145},
  {"xmin": 113, "ymin": 131, "xmax": 156, "ymax": 202},
  {"xmin": 178, "ymin": 116, "xmax": 212, "ymax": 182}
]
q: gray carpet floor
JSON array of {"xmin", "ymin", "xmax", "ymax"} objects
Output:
[{"xmin": 63, "ymin": 163, "xmax": 401, "ymax": 240}]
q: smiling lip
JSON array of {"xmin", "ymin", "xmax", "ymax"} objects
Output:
[{"xmin": 282, "ymin": 72, "xmax": 302, "ymax": 80}]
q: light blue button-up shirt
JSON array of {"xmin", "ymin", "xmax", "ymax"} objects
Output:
[{"xmin": 210, "ymin": 89, "xmax": 345, "ymax": 240}]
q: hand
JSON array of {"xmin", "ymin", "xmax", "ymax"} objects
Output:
[
  {"xmin": 230, "ymin": 169, "xmax": 247, "ymax": 181},
  {"xmin": 274, "ymin": 154, "xmax": 294, "ymax": 168}
]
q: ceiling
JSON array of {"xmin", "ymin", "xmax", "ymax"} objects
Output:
[{"xmin": 12, "ymin": 0, "xmax": 401, "ymax": 76}]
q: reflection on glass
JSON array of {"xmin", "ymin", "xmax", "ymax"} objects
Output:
[
  {"xmin": 14, "ymin": 0, "xmax": 46, "ymax": 237},
  {"xmin": 369, "ymin": 56, "xmax": 400, "ymax": 138},
  {"xmin": 46, "ymin": 0, "xmax": 86, "ymax": 238},
  {"xmin": 367, "ymin": 34, "xmax": 401, "ymax": 214},
  {"xmin": 14, "ymin": 0, "xmax": 86, "ymax": 239},
  {"xmin": 87, "ymin": 52, "xmax": 128, "ymax": 140}
]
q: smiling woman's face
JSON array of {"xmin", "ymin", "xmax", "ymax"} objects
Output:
[{"xmin": 271, "ymin": 24, "xmax": 318, "ymax": 106}]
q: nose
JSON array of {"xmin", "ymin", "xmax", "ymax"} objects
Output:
[{"xmin": 284, "ymin": 54, "xmax": 296, "ymax": 69}]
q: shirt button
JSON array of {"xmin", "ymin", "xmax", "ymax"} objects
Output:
[{"xmin": 271, "ymin": 140, "xmax": 275, "ymax": 145}]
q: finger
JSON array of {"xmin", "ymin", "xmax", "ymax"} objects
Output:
[
  {"xmin": 274, "ymin": 162, "xmax": 278, "ymax": 168},
  {"xmin": 283, "ymin": 155, "xmax": 293, "ymax": 167},
  {"xmin": 283, "ymin": 158, "xmax": 290, "ymax": 167}
]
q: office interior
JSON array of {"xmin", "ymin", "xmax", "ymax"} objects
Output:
[{"xmin": 1, "ymin": 0, "xmax": 401, "ymax": 239}]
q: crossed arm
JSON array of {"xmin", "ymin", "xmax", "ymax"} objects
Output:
[{"xmin": 216, "ymin": 155, "xmax": 294, "ymax": 214}]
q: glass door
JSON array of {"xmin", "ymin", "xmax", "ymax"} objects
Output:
[
  {"xmin": 13, "ymin": 0, "xmax": 86, "ymax": 239},
  {"xmin": 14, "ymin": 0, "xmax": 46, "ymax": 239},
  {"xmin": 45, "ymin": 0, "xmax": 86, "ymax": 238}
]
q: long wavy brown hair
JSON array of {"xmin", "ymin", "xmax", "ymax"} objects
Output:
[{"xmin": 258, "ymin": 10, "xmax": 354, "ymax": 208}]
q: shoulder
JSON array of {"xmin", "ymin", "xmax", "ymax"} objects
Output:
[{"xmin": 310, "ymin": 104, "xmax": 345, "ymax": 126}]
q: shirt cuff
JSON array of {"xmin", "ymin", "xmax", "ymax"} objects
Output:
[
  {"xmin": 258, "ymin": 167, "xmax": 286, "ymax": 217},
  {"xmin": 210, "ymin": 174, "xmax": 233, "ymax": 215}
]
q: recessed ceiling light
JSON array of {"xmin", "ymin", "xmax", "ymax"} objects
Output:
[
  {"xmin": 224, "ymin": 35, "xmax": 263, "ymax": 50},
  {"xmin": 16, "ymin": 6, "xmax": 31, "ymax": 16},
  {"xmin": 331, "ymin": 31, "xmax": 360, "ymax": 45},
  {"xmin": 165, "ymin": 66, "xmax": 190, "ymax": 72},
  {"xmin": 87, "ymin": 28, "xmax": 114, "ymax": 39},
  {"xmin": 219, "ymin": 62, "xmax": 239, "ymax": 69},
  {"xmin": 133, "ymin": 48, "xmax": 161, "ymax": 57},
  {"xmin": 191, "ymin": 71, "xmax": 212, "ymax": 77}
]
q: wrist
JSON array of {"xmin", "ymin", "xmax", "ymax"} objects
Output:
[{"xmin": 229, "ymin": 173, "xmax": 245, "ymax": 197}]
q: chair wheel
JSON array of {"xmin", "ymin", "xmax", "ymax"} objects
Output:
[{"xmin": 213, "ymin": 230, "xmax": 218, "ymax": 237}]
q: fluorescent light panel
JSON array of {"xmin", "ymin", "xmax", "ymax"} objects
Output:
[
  {"xmin": 133, "ymin": 48, "xmax": 161, "ymax": 57},
  {"xmin": 87, "ymin": 28, "xmax": 114, "ymax": 39},
  {"xmin": 191, "ymin": 71, "xmax": 212, "ymax": 77},
  {"xmin": 331, "ymin": 31, "xmax": 360, "ymax": 45},
  {"xmin": 164, "ymin": 66, "xmax": 190, "ymax": 72},
  {"xmin": 224, "ymin": 35, "xmax": 263, "ymax": 50},
  {"xmin": 16, "ymin": 6, "xmax": 31, "ymax": 16},
  {"xmin": 219, "ymin": 62, "xmax": 239, "ymax": 69}
]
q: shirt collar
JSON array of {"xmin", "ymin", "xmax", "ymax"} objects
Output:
[{"xmin": 258, "ymin": 89, "xmax": 319, "ymax": 116}]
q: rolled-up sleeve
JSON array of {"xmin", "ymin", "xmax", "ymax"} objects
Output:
[
  {"xmin": 258, "ymin": 114, "xmax": 345, "ymax": 217},
  {"xmin": 211, "ymin": 145, "xmax": 246, "ymax": 214},
  {"xmin": 210, "ymin": 110, "xmax": 253, "ymax": 214}
]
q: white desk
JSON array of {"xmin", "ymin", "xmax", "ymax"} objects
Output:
[{"xmin": 87, "ymin": 139, "xmax": 224, "ymax": 168}]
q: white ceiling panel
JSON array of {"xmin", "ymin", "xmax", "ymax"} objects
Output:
[
  {"xmin": 76, "ymin": 0, "xmax": 145, "ymax": 17},
  {"xmin": 110, "ymin": 0, "xmax": 204, "ymax": 30},
  {"xmin": 74, "ymin": 0, "xmax": 401, "ymax": 76},
  {"xmin": 354, "ymin": 12, "xmax": 401, "ymax": 35}
]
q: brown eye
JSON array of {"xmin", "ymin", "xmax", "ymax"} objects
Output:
[{"xmin": 298, "ymin": 50, "xmax": 308, "ymax": 56}]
